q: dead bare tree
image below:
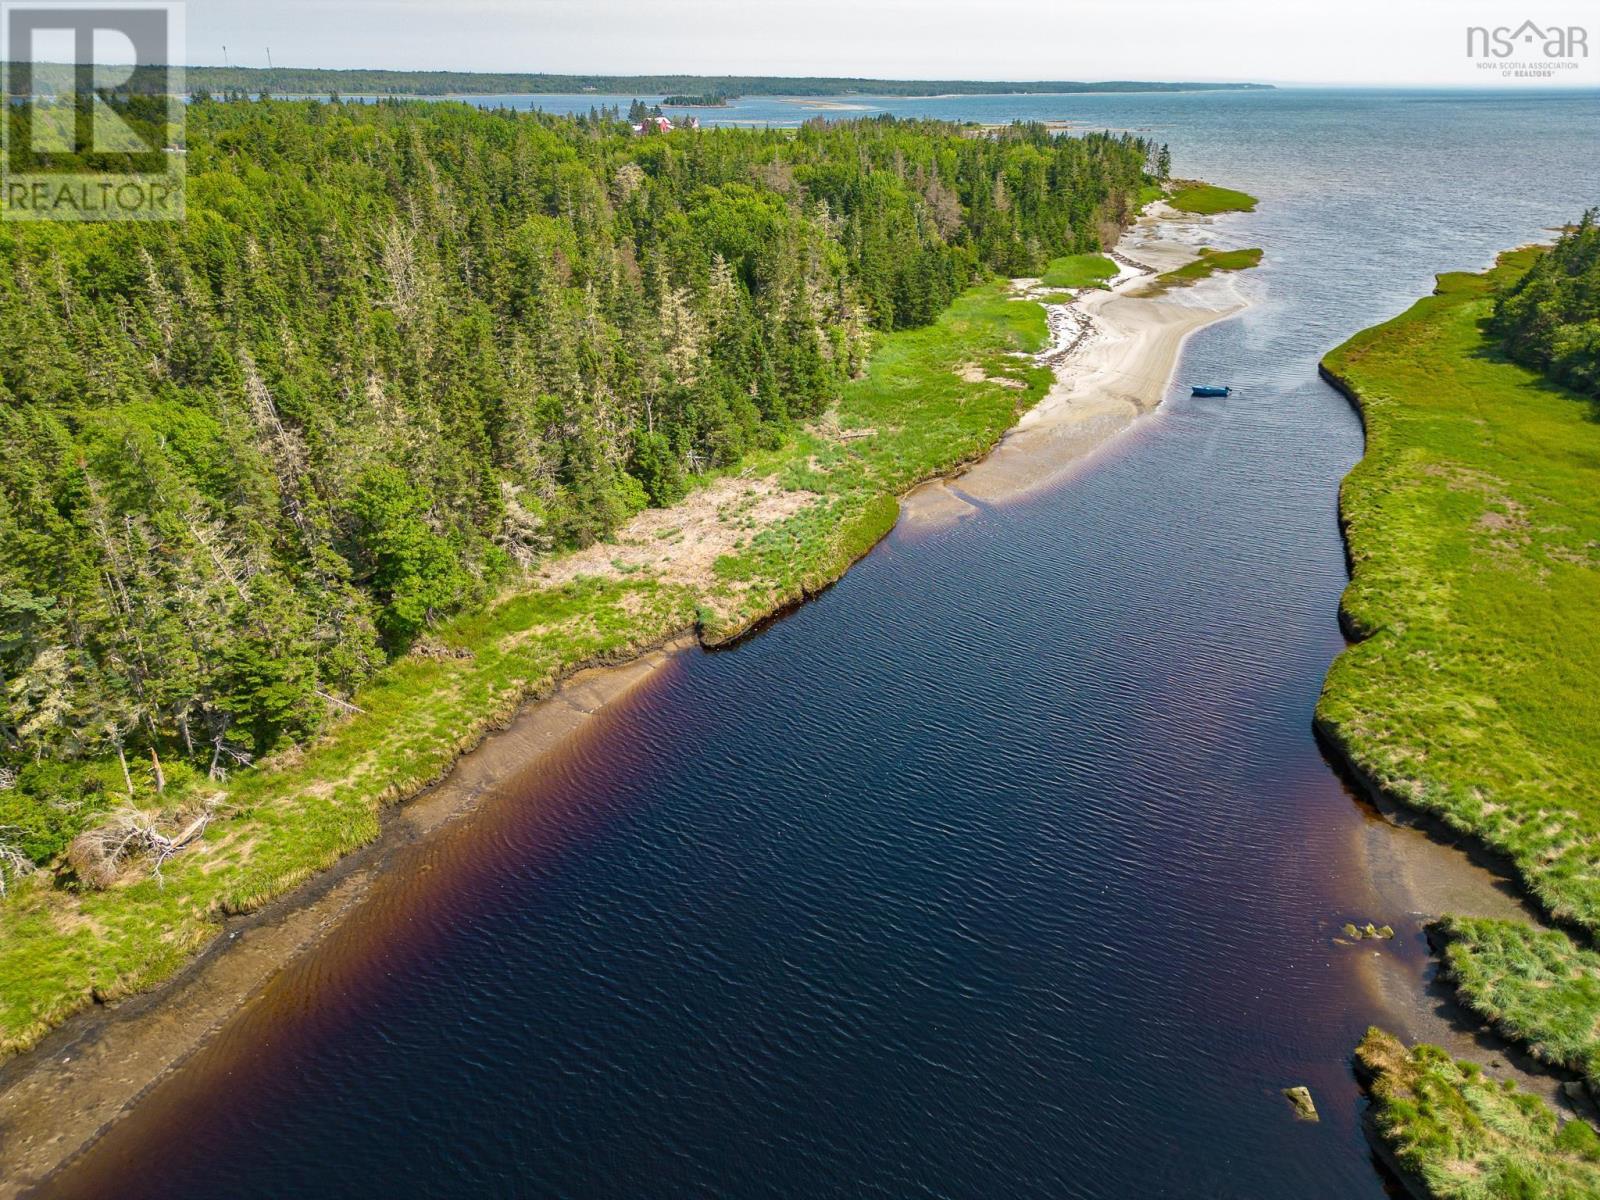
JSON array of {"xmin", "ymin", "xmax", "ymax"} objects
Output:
[
  {"xmin": 204, "ymin": 711, "xmax": 252, "ymax": 780},
  {"xmin": 102, "ymin": 718, "xmax": 135, "ymax": 799},
  {"xmin": 0, "ymin": 830, "xmax": 33, "ymax": 897},
  {"xmin": 179, "ymin": 507, "xmax": 252, "ymax": 601},
  {"xmin": 314, "ymin": 689, "xmax": 367, "ymax": 715},
  {"xmin": 67, "ymin": 798, "xmax": 224, "ymax": 889},
  {"xmin": 240, "ymin": 349, "xmax": 314, "ymax": 539}
]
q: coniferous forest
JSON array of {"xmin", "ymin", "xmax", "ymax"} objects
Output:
[
  {"xmin": 1491, "ymin": 208, "xmax": 1600, "ymax": 398},
  {"xmin": 0, "ymin": 98, "xmax": 1157, "ymax": 881}
]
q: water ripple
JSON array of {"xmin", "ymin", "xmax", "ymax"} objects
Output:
[{"xmin": 43, "ymin": 87, "xmax": 1600, "ymax": 1200}]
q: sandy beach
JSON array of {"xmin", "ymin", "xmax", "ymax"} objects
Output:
[
  {"xmin": 0, "ymin": 204, "xmax": 1255, "ymax": 1194},
  {"xmin": 905, "ymin": 202, "xmax": 1248, "ymax": 523}
]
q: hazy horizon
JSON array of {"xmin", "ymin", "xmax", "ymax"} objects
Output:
[
  {"xmin": 172, "ymin": 72, "xmax": 1600, "ymax": 93},
  {"xmin": 180, "ymin": 0, "xmax": 1597, "ymax": 88}
]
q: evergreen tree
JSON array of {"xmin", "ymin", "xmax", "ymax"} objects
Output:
[{"xmin": 0, "ymin": 98, "xmax": 1156, "ymax": 868}]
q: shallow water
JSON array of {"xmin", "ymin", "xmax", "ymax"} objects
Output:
[{"xmin": 44, "ymin": 88, "xmax": 1600, "ymax": 1198}]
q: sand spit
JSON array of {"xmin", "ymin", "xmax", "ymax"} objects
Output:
[{"xmin": 904, "ymin": 203, "xmax": 1248, "ymax": 525}]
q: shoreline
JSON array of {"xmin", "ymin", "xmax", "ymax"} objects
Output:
[
  {"xmin": 1316, "ymin": 360, "xmax": 1574, "ymax": 932},
  {"xmin": 0, "ymin": 639, "xmax": 691, "ymax": 1197},
  {"xmin": 0, "ymin": 204, "xmax": 1246, "ymax": 1194},
  {"xmin": 904, "ymin": 203, "xmax": 1248, "ymax": 523},
  {"xmin": 1316, "ymin": 357, "xmax": 1596, "ymax": 1124}
]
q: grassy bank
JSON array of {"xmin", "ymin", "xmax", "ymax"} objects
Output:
[
  {"xmin": 1434, "ymin": 917, "xmax": 1600, "ymax": 1095},
  {"xmin": 0, "ymin": 279, "xmax": 1049, "ymax": 1055},
  {"xmin": 1041, "ymin": 253, "xmax": 1118, "ymax": 289},
  {"xmin": 1317, "ymin": 249, "xmax": 1600, "ymax": 929},
  {"xmin": 1356, "ymin": 1028, "xmax": 1600, "ymax": 1199},
  {"xmin": 1147, "ymin": 246, "xmax": 1263, "ymax": 292},
  {"xmin": 1324, "ymin": 248, "xmax": 1600, "ymax": 1195},
  {"xmin": 1168, "ymin": 183, "xmax": 1258, "ymax": 214}
]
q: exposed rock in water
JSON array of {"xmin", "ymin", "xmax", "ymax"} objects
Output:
[
  {"xmin": 1283, "ymin": 1086, "xmax": 1319, "ymax": 1122},
  {"xmin": 1340, "ymin": 921, "xmax": 1396, "ymax": 941}
]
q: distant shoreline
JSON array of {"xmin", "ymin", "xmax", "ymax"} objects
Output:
[{"xmin": 148, "ymin": 64, "xmax": 1278, "ymax": 99}]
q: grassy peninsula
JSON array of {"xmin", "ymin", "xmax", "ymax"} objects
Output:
[
  {"xmin": 1321, "ymin": 221, "xmax": 1600, "ymax": 1195},
  {"xmin": 0, "ymin": 98, "xmax": 1164, "ymax": 1053},
  {"xmin": 1435, "ymin": 916, "xmax": 1600, "ymax": 1095},
  {"xmin": 1356, "ymin": 1028, "xmax": 1600, "ymax": 1200},
  {"xmin": 1167, "ymin": 183, "xmax": 1258, "ymax": 215},
  {"xmin": 1146, "ymin": 246, "xmax": 1263, "ymax": 292}
]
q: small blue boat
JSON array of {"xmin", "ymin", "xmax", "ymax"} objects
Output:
[{"xmin": 1190, "ymin": 385, "xmax": 1232, "ymax": 397}]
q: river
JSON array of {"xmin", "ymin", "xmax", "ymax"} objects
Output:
[{"xmin": 41, "ymin": 87, "xmax": 1600, "ymax": 1198}]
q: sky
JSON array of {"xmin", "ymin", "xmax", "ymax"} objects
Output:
[{"xmin": 181, "ymin": 0, "xmax": 1599, "ymax": 87}]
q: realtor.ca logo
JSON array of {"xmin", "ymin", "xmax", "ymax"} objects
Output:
[
  {"xmin": 1466, "ymin": 19, "xmax": 1591, "ymax": 78},
  {"xmin": 1, "ymin": 1, "xmax": 186, "ymax": 221}
]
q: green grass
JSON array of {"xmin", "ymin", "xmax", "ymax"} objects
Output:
[
  {"xmin": 1434, "ymin": 917, "xmax": 1600, "ymax": 1094},
  {"xmin": 1167, "ymin": 183, "xmax": 1258, "ymax": 215},
  {"xmin": 1329, "ymin": 251, "xmax": 1600, "ymax": 1193},
  {"xmin": 0, "ymin": 277, "xmax": 1050, "ymax": 1055},
  {"xmin": 700, "ymin": 280, "xmax": 1049, "ymax": 639},
  {"xmin": 1356, "ymin": 1027, "xmax": 1600, "ymax": 1200},
  {"xmin": 1317, "ymin": 248, "xmax": 1600, "ymax": 931},
  {"xmin": 1040, "ymin": 253, "xmax": 1118, "ymax": 289},
  {"xmin": 0, "ymin": 574, "xmax": 700, "ymax": 1051},
  {"xmin": 1146, "ymin": 246, "xmax": 1263, "ymax": 292}
]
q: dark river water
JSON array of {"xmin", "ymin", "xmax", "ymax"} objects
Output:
[{"xmin": 45, "ymin": 88, "xmax": 1600, "ymax": 1198}]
